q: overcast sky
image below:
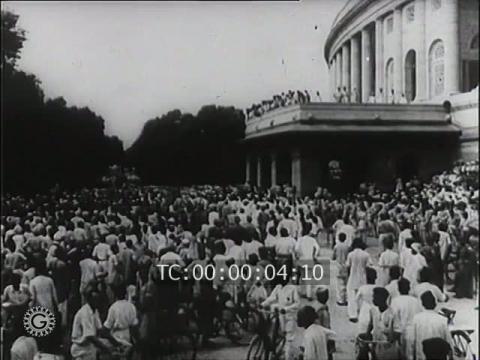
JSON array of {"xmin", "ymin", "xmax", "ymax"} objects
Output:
[{"xmin": 5, "ymin": 1, "xmax": 346, "ymax": 147}]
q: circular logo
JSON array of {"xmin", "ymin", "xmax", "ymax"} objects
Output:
[{"xmin": 23, "ymin": 306, "xmax": 56, "ymax": 337}]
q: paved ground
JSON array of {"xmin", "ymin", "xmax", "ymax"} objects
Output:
[{"xmin": 197, "ymin": 238, "xmax": 479, "ymax": 360}]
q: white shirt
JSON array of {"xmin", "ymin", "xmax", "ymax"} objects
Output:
[
  {"xmin": 11, "ymin": 336, "xmax": 37, "ymax": 360},
  {"xmin": 378, "ymin": 249, "xmax": 400, "ymax": 286},
  {"xmin": 302, "ymin": 324, "xmax": 335, "ymax": 360},
  {"xmin": 401, "ymin": 250, "xmax": 427, "ymax": 286},
  {"xmin": 12, "ymin": 234, "xmax": 25, "ymax": 252},
  {"xmin": 413, "ymin": 310, "xmax": 452, "ymax": 360},
  {"xmin": 29, "ymin": 275, "xmax": 57, "ymax": 311},
  {"xmin": 398, "ymin": 229, "xmax": 412, "ymax": 253},
  {"xmin": 438, "ymin": 231, "xmax": 451, "ymax": 261},
  {"xmin": 262, "ymin": 284, "xmax": 300, "ymax": 312},
  {"xmin": 92, "ymin": 243, "xmax": 111, "ymax": 261},
  {"xmin": 336, "ymin": 224, "xmax": 355, "ymax": 247},
  {"xmin": 243, "ymin": 240, "xmax": 263, "ymax": 258},
  {"xmin": 148, "ymin": 232, "xmax": 167, "ymax": 255},
  {"xmin": 79, "ymin": 258, "xmax": 99, "ymax": 285},
  {"xmin": 73, "ymin": 228, "xmax": 87, "ymax": 242},
  {"xmin": 228, "ymin": 244, "xmax": 246, "ymax": 262},
  {"xmin": 346, "ymin": 249, "xmax": 372, "ymax": 289},
  {"xmin": 159, "ymin": 252, "xmax": 185, "ymax": 266},
  {"xmin": 71, "ymin": 303, "xmax": 102, "ymax": 358},
  {"xmin": 295, "ymin": 235, "xmax": 319, "ymax": 260},
  {"xmin": 413, "ymin": 282, "xmax": 447, "ymax": 303},
  {"xmin": 264, "ymin": 234, "xmax": 277, "ymax": 248},
  {"xmin": 385, "ymin": 279, "xmax": 400, "ymax": 300},
  {"xmin": 391, "ymin": 295, "xmax": 422, "ymax": 334},
  {"xmin": 104, "ymin": 300, "xmax": 138, "ymax": 346},
  {"xmin": 278, "ymin": 218, "xmax": 298, "ymax": 238},
  {"xmin": 275, "ymin": 236, "xmax": 296, "ymax": 256}
]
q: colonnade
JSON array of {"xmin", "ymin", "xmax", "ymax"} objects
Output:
[
  {"xmin": 329, "ymin": 0, "xmax": 460, "ymax": 103},
  {"xmin": 245, "ymin": 151, "xmax": 302, "ymax": 194}
]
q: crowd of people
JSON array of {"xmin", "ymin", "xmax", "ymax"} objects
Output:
[
  {"xmin": 1, "ymin": 160, "xmax": 478, "ymax": 360},
  {"xmin": 333, "ymin": 86, "xmax": 410, "ymax": 104},
  {"xmin": 245, "ymin": 90, "xmax": 323, "ymax": 120},
  {"xmin": 245, "ymin": 85, "xmax": 416, "ymax": 121}
]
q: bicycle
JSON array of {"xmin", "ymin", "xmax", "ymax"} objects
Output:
[
  {"xmin": 211, "ymin": 290, "xmax": 251, "ymax": 345},
  {"xmin": 353, "ymin": 332, "xmax": 396, "ymax": 360},
  {"xmin": 438, "ymin": 307, "xmax": 477, "ymax": 360},
  {"xmin": 129, "ymin": 303, "xmax": 198, "ymax": 360},
  {"xmin": 246, "ymin": 307, "xmax": 286, "ymax": 360}
]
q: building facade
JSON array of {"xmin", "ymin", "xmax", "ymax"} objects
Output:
[
  {"xmin": 243, "ymin": 0, "xmax": 478, "ymax": 196},
  {"xmin": 325, "ymin": 0, "xmax": 479, "ymax": 103}
]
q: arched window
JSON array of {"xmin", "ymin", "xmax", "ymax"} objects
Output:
[
  {"xmin": 385, "ymin": 58, "xmax": 395, "ymax": 102},
  {"xmin": 405, "ymin": 50, "xmax": 416, "ymax": 102},
  {"xmin": 429, "ymin": 40, "xmax": 445, "ymax": 98},
  {"xmin": 471, "ymin": 34, "xmax": 479, "ymax": 49}
]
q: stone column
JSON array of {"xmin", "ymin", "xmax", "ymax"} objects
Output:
[
  {"xmin": 342, "ymin": 43, "xmax": 351, "ymax": 92},
  {"xmin": 270, "ymin": 152, "xmax": 277, "ymax": 187},
  {"xmin": 330, "ymin": 59, "xmax": 336, "ymax": 99},
  {"xmin": 245, "ymin": 154, "xmax": 251, "ymax": 184},
  {"xmin": 361, "ymin": 27, "xmax": 372, "ymax": 102},
  {"xmin": 375, "ymin": 18, "xmax": 384, "ymax": 101},
  {"xmin": 393, "ymin": 7, "xmax": 403, "ymax": 100},
  {"xmin": 416, "ymin": 0, "xmax": 427, "ymax": 101},
  {"xmin": 291, "ymin": 149, "xmax": 302, "ymax": 197},
  {"xmin": 335, "ymin": 51, "xmax": 343, "ymax": 90},
  {"xmin": 350, "ymin": 35, "xmax": 361, "ymax": 102},
  {"xmin": 256, "ymin": 156, "xmax": 262, "ymax": 188},
  {"xmin": 443, "ymin": 0, "xmax": 460, "ymax": 95}
]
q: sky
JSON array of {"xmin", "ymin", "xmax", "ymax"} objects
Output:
[{"xmin": 5, "ymin": 0, "xmax": 346, "ymax": 148}]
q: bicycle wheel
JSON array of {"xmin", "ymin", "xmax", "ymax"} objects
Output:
[
  {"xmin": 270, "ymin": 335, "xmax": 285, "ymax": 360},
  {"xmin": 246, "ymin": 310, "xmax": 261, "ymax": 333},
  {"xmin": 226, "ymin": 317, "xmax": 250, "ymax": 345},
  {"xmin": 247, "ymin": 335, "xmax": 265, "ymax": 360},
  {"xmin": 354, "ymin": 335, "xmax": 373, "ymax": 360},
  {"xmin": 451, "ymin": 329, "xmax": 475, "ymax": 360},
  {"xmin": 162, "ymin": 333, "xmax": 197, "ymax": 360}
]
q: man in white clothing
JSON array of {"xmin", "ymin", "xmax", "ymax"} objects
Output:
[
  {"xmin": 297, "ymin": 305, "xmax": 336, "ymax": 360},
  {"xmin": 401, "ymin": 240, "xmax": 426, "ymax": 287},
  {"xmin": 413, "ymin": 291, "xmax": 452, "ymax": 360},
  {"xmin": 346, "ymin": 238, "xmax": 372, "ymax": 321},
  {"xmin": 391, "ymin": 278, "xmax": 422, "ymax": 359},
  {"xmin": 336, "ymin": 218, "xmax": 355, "ymax": 247},
  {"xmin": 413, "ymin": 267, "xmax": 448, "ymax": 303},
  {"xmin": 147, "ymin": 225, "xmax": 168, "ymax": 256},
  {"xmin": 295, "ymin": 222, "xmax": 320, "ymax": 299},
  {"xmin": 377, "ymin": 235, "xmax": 400, "ymax": 286},
  {"xmin": 104, "ymin": 286, "xmax": 138, "ymax": 348}
]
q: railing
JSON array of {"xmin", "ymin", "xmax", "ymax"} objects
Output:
[{"xmin": 244, "ymin": 102, "xmax": 450, "ymax": 136}]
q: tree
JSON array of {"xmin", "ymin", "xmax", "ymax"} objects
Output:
[
  {"xmin": 2, "ymin": 10, "xmax": 125, "ymax": 194},
  {"xmin": 127, "ymin": 105, "xmax": 246, "ymax": 185},
  {"xmin": 1, "ymin": 10, "xmax": 26, "ymax": 70}
]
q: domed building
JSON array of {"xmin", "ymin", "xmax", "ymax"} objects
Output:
[
  {"xmin": 325, "ymin": 0, "xmax": 478, "ymax": 104},
  {"xmin": 242, "ymin": 0, "xmax": 478, "ymax": 195}
]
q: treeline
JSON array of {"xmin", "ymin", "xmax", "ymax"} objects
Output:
[
  {"xmin": 126, "ymin": 105, "xmax": 246, "ymax": 185},
  {"xmin": 3, "ymin": 10, "xmax": 247, "ymax": 192},
  {"xmin": 2, "ymin": 10, "xmax": 124, "ymax": 194}
]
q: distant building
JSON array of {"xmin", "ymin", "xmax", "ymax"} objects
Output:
[
  {"xmin": 243, "ymin": 0, "xmax": 478, "ymax": 195},
  {"xmin": 325, "ymin": 0, "xmax": 479, "ymax": 160}
]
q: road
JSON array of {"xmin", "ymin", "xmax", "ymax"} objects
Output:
[{"xmin": 197, "ymin": 237, "xmax": 479, "ymax": 360}]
